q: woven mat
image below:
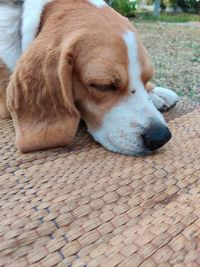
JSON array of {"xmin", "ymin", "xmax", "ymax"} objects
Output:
[{"xmin": 0, "ymin": 100, "xmax": 200, "ymax": 267}]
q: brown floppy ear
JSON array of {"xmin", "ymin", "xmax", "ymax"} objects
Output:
[{"xmin": 7, "ymin": 37, "xmax": 80, "ymax": 152}]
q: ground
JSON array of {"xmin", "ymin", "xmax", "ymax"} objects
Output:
[{"xmin": 132, "ymin": 21, "xmax": 200, "ymax": 102}]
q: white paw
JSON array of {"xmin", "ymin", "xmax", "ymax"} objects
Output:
[{"xmin": 150, "ymin": 87, "xmax": 179, "ymax": 112}]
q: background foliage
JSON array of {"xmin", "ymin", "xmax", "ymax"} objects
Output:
[
  {"xmin": 107, "ymin": 0, "xmax": 200, "ymax": 17},
  {"xmin": 108, "ymin": 0, "xmax": 137, "ymax": 16},
  {"xmin": 147, "ymin": 0, "xmax": 200, "ymax": 13}
]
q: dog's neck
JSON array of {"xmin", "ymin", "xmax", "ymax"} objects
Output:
[
  {"xmin": 22, "ymin": 0, "xmax": 53, "ymax": 52},
  {"xmin": 0, "ymin": 3, "xmax": 22, "ymax": 71},
  {"xmin": 0, "ymin": 0, "xmax": 52, "ymax": 71}
]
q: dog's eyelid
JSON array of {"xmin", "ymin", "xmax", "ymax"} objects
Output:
[{"xmin": 88, "ymin": 82, "xmax": 118, "ymax": 92}]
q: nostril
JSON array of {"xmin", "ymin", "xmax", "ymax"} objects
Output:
[{"xmin": 142, "ymin": 124, "xmax": 172, "ymax": 151}]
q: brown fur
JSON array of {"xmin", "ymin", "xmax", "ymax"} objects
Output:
[{"xmin": 2, "ymin": 0, "xmax": 155, "ymax": 152}]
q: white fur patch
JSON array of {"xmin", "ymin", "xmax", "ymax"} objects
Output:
[
  {"xmin": 89, "ymin": 31, "xmax": 166, "ymax": 156},
  {"xmin": 22, "ymin": 0, "xmax": 53, "ymax": 51},
  {"xmin": 88, "ymin": 0, "xmax": 106, "ymax": 8},
  {"xmin": 0, "ymin": 0, "xmax": 53, "ymax": 70},
  {"xmin": 151, "ymin": 86, "xmax": 179, "ymax": 111},
  {"xmin": 0, "ymin": 4, "xmax": 22, "ymax": 71}
]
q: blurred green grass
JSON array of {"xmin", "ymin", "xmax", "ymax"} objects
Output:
[{"xmin": 135, "ymin": 12, "xmax": 200, "ymax": 23}]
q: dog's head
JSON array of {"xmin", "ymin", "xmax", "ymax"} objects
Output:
[{"xmin": 7, "ymin": 0, "xmax": 171, "ymax": 155}]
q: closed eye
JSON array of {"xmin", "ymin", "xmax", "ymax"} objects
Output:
[{"xmin": 89, "ymin": 82, "xmax": 118, "ymax": 92}]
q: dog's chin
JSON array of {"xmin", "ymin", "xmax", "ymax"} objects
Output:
[
  {"xmin": 92, "ymin": 134, "xmax": 153, "ymax": 157},
  {"xmin": 113, "ymin": 148, "xmax": 153, "ymax": 157},
  {"xmin": 106, "ymin": 141, "xmax": 152, "ymax": 157}
]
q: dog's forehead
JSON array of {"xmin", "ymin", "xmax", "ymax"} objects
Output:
[{"xmin": 84, "ymin": 1, "xmax": 140, "ymax": 65}]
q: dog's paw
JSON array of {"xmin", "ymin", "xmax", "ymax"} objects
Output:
[{"xmin": 150, "ymin": 87, "xmax": 179, "ymax": 112}]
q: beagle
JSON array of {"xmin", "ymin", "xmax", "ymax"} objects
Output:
[{"xmin": 0, "ymin": 0, "xmax": 178, "ymax": 156}]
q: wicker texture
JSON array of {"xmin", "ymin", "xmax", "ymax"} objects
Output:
[{"xmin": 0, "ymin": 100, "xmax": 200, "ymax": 267}]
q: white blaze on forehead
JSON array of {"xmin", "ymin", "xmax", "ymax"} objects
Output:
[
  {"xmin": 123, "ymin": 30, "xmax": 142, "ymax": 91},
  {"xmin": 88, "ymin": 0, "xmax": 106, "ymax": 8}
]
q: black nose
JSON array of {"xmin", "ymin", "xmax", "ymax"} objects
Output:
[{"xmin": 142, "ymin": 124, "xmax": 172, "ymax": 151}]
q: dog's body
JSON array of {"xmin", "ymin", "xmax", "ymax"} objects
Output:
[{"xmin": 0, "ymin": 0, "xmax": 178, "ymax": 155}]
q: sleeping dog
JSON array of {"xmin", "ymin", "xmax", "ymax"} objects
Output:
[{"xmin": 0, "ymin": 0, "xmax": 178, "ymax": 155}]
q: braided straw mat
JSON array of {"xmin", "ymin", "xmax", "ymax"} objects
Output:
[{"xmin": 0, "ymin": 100, "xmax": 200, "ymax": 267}]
